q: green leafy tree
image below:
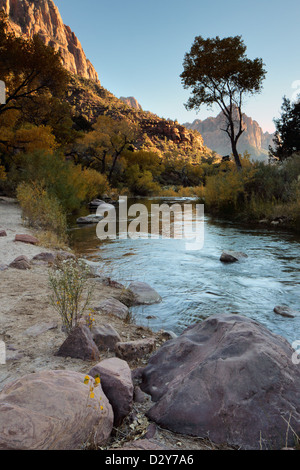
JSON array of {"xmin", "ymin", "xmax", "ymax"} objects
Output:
[
  {"xmin": 269, "ymin": 96, "xmax": 300, "ymax": 161},
  {"xmin": 180, "ymin": 35, "xmax": 266, "ymax": 169}
]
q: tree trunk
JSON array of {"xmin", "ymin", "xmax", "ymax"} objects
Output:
[{"xmin": 231, "ymin": 140, "xmax": 242, "ymax": 170}]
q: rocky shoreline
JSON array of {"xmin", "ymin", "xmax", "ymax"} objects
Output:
[{"xmin": 0, "ymin": 197, "xmax": 299, "ymax": 451}]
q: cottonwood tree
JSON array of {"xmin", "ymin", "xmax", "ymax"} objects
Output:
[{"xmin": 180, "ymin": 35, "xmax": 266, "ymax": 169}]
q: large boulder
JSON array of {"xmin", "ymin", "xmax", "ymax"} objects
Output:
[
  {"xmin": 127, "ymin": 282, "xmax": 162, "ymax": 305},
  {"xmin": 140, "ymin": 314, "xmax": 300, "ymax": 450},
  {"xmin": 0, "ymin": 370, "xmax": 113, "ymax": 450},
  {"xmin": 88, "ymin": 358, "xmax": 133, "ymax": 427}
]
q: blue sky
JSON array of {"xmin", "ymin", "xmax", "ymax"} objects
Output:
[{"xmin": 55, "ymin": 0, "xmax": 300, "ymax": 133}]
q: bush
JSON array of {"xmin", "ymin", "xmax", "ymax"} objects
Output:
[
  {"xmin": 204, "ymin": 159, "xmax": 257, "ymax": 215},
  {"xmin": 16, "ymin": 181, "xmax": 67, "ymax": 242},
  {"xmin": 49, "ymin": 258, "xmax": 94, "ymax": 334},
  {"xmin": 12, "ymin": 150, "xmax": 109, "ymax": 212}
]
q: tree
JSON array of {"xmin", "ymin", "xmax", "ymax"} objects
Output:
[
  {"xmin": 0, "ymin": 12, "xmax": 69, "ymax": 117},
  {"xmin": 180, "ymin": 35, "xmax": 266, "ymax": 169},
  {"xmin": 78, "ymin": 115, "xmax": 140, "ymax": 182},
  {"xmin": 269, "ymin": 96, "xmax": 300, "ymax": 161}
]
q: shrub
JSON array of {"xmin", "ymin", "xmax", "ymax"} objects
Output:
[
  {"xmin": 16, "ymin": 181, "xmax": 67, "ymax": 242},
  {"xmin": 12, "ymin": 150, "xmax": 109, "ymax": 212},
  {"xmin": 204, "ymin": 161, "xmax": 257, "ymax": 214},
  {"xmin": 49, "ymin": 258, "xmax": 94, "ymax": 334}
]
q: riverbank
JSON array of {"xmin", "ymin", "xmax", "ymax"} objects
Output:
[{"xmin": 0, "ymin": 197, "xmax": 233, "ymax": 450}]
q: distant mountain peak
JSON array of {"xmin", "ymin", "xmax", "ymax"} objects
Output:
[
  {"xmin": 119, "ymin": 96, "xmax": 143, "ymax": 111},
  {"xmin": 184, "ymin": 110, "xmax": 274, "ymax": 161},
  {"xmin": 0, "ymin": 0, "xmax": 99, "ymax": 82}
]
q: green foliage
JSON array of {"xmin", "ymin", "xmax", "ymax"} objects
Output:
[
  {"xmin": 201, "ymin": 153, "xmax": 300, "ymax": 230},
  {"xmin": 11, "ymin": 150, "xmax": 109, "ymax": 212},
  {"xmin": 269, "ymin": 97, "xmax": 300, "ymax": 161}
]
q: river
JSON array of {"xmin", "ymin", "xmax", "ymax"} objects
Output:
[{"xmin": 68, "ymin": 197, "xmax": 300, "ymax": 345}]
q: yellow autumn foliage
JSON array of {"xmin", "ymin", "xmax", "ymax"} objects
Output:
[{"xmin": 204, "ymin": 156, "xmax": 257, "ymax": 213}]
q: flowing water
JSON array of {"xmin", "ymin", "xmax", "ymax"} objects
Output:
[{"xmin": 68, "ymin": 197, "xmax": 300, "ymax": 345}]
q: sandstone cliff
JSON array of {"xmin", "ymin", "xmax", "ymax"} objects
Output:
[
  {"xmin": 0, "ymin": 0, "xmax": 99, "ymax": 82},
  {"xmin": 120, "ymin": 97, "xmax": 143, "ymax": 111},
  {"xmin": 184, "ymin": 111, "xmax": 274, "ymax": 161}
]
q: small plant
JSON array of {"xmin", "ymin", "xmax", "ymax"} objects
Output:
[
  {"xmin": 84, "ymin": 375, "xmax": 104, "ymax": 412},
  {"xmin": 49, "ymin": 258, "xmax": 94, "ymax": 334},
  {"xmin": 86, "ymin": 309, "xmax": 96, "ymax": 330}
]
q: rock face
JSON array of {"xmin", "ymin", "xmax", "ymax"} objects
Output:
[
  {"xmin": 88, "ymin": 358, "xmax": 133, "ymax": 427},
  {"xmin": 184, "ymin": 110, "xmax": 274, "ymax": 161},
  {"xmin": 1, "ymin": 0, "xmax": 99, "ymax": 82},
  {"xmin": 141, "ymin": 314, "xmax": 300, "ymax": 450},
  {"xmin": 0, "ymin": 370, "xmax": 113, "ymax": 450},
  {"xmin": 120, "ymin": 96, "xmax": 143, "ymax": 111}
]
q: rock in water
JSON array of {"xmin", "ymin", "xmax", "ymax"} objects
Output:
[
  {"xmin": 140, "ymin": 314, "xmax": 300, "ymax": 450},
  {"xmin": 220, "ymin": 250, "xmax": 248, "ymax": 263},
  {"xmin": 274, "ymin": 306, "xmax": 299, "ymax": 318},
  {"xmin": 0, "ymin": 370, "xmax": 113, "ymax": 450}
]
